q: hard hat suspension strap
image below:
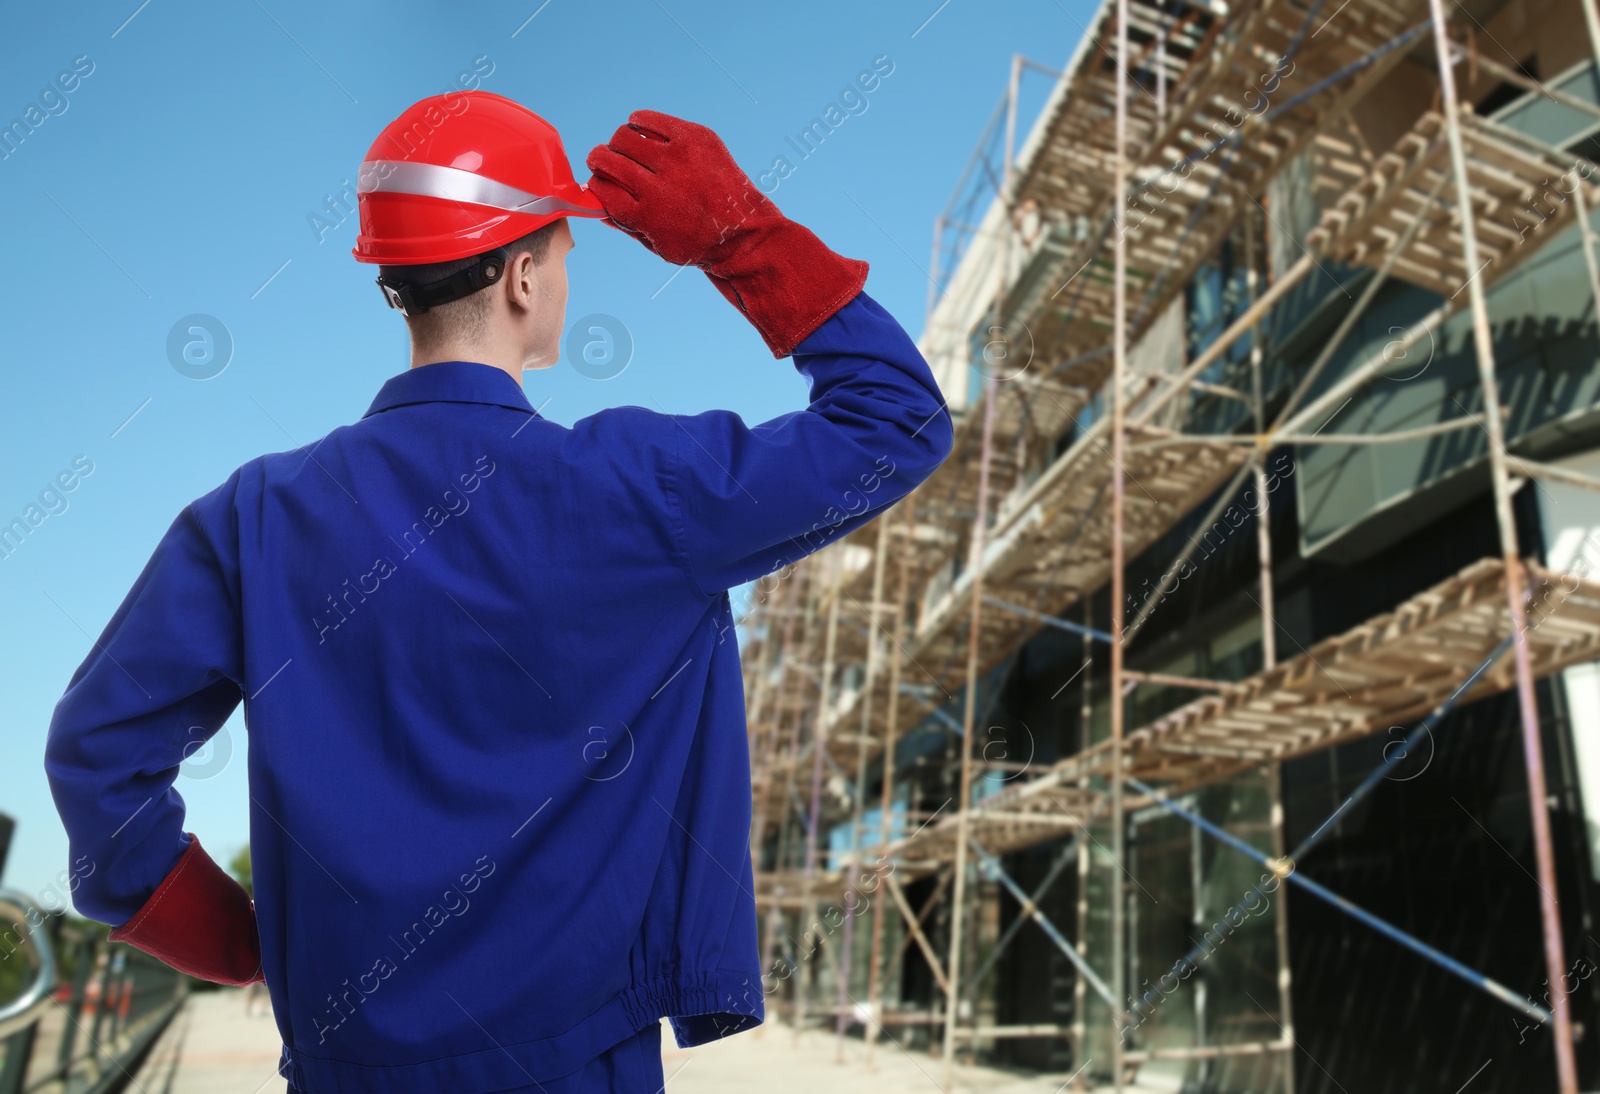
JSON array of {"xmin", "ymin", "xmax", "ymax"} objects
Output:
[{"xmin": 375, "ymin": 246, "xmax": 510, "ymax": 317}]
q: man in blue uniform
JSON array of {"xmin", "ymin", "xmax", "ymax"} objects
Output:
[{"xmin": 44, "ymin": 93, "xmax": 953, "ymax": 1092}]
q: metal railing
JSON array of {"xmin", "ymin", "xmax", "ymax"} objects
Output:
[{"xmin": 0, "ymin": 894, "xmax": 187, "ymax": 1094}]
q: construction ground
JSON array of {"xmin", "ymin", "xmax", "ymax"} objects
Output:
[
  {"xmin": 736, "ymin": 0, "xmax": 1600, "ymax": 1090},
  {"xmin": 123, "ymin": 989, "xmax": 1136, "ymax": 1094}
]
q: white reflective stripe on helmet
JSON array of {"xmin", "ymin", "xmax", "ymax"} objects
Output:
[{"xmin": 358, "ymin": 160, "xmax": 595, "ymax": 217}]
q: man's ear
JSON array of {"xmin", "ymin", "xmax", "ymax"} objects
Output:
[{"xmin": 504, "ymin": 249, "xmax": 540, "ymax": 314}]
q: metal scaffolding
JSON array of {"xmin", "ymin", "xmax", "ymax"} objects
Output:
[{"xmin": 740, "ymin": 0, "xmax": 1600, "ymax": 1089}]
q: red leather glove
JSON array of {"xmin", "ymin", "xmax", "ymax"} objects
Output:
[
  {"xmin": 108, "ymin": 833, "xmax": 264, "ymax": 986},
  {"xmin": 585, "ymin": 110, "xmax": 869, "ymax": 358}
]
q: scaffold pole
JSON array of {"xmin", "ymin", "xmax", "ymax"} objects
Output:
[
  {"xmin": 1111, "ymin": 0, "xmax": 1131, "ymax": 1086},
  {"xmin": 1428, "ymin": 3, "xmax": 1578, "ymax": 1088}
]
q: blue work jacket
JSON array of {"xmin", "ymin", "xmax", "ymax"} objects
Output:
[{"xmin": 44, "ymin": 287, "xmax": 953, "ymax": 1092}]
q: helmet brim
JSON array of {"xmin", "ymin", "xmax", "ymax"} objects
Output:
[{"xmin": 570, "ymin": 182, "xmax": 609, "ymax": 220}]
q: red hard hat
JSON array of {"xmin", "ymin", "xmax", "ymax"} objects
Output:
[{"xmin": 352, "ymin": 91, "xmax": 607, "ymax": 266}]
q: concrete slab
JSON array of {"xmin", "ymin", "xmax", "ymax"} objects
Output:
[
  {"xmin": 664, "ymin": 1023, "xmax": 1145, "ymax": 1093},
  {"xmin": 136, "ymin": 989, "xmax": 1165, "ymax": 1093},
  {"xmin": 138, "ymin": 988, "xmax": 285, "ymax": 1094}
]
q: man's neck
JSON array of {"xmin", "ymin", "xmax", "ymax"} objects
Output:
[{"xmin": 410, "ymin": 350, "xmax": 521, "ymax": 388}]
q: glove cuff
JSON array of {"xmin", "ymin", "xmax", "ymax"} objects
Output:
[
  {"xmin": 703, "ymin": 217, "xmax": 869, "ymax": 358},
  {"xmin": 108, "ymin": 833, "xmax": 264, "ymax": 986}
]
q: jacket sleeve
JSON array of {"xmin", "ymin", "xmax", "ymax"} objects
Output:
[
  {"xmin": 43, "ymin": 481, "xmax": 262, "ymax": 983},
  {"xmin": 662, "ymin": 288, "xmax": 954, "ymax": 595}
]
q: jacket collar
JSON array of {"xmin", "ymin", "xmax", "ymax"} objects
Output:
[{"xmin": 363, "ymin": 360, "xmax": 538, "ymax": 419}]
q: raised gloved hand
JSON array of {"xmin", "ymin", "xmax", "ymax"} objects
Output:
[
  {"xmin": 585, "ymin": 110, "xmax": 868, "ymax": 358},
  {"xmin": 108, "ymin": 833, "xmax": 264, "ymax": 986}
]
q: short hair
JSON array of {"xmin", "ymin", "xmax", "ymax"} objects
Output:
[{"xmin": 381, "ymin": 219, "xmax": 562, "ymax": 348}]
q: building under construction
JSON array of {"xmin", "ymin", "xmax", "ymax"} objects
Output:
[{"xmin": 738, "ymin": 0, "xmax": 1600, "ymax": 1090}]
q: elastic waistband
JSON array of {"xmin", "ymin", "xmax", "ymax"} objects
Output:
[{"xmin": 278, "ymin": 967, "xmax": 763, "ymax": 1092}]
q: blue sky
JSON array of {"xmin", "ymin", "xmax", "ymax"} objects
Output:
[{"xmin": 0, "ymin": 0, "xmax": 1076, "ymax": 909}]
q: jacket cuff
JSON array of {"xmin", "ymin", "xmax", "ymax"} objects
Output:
[{"xmin": 108, "ymin": 833, "xmax": 264, "ymax": 986}]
